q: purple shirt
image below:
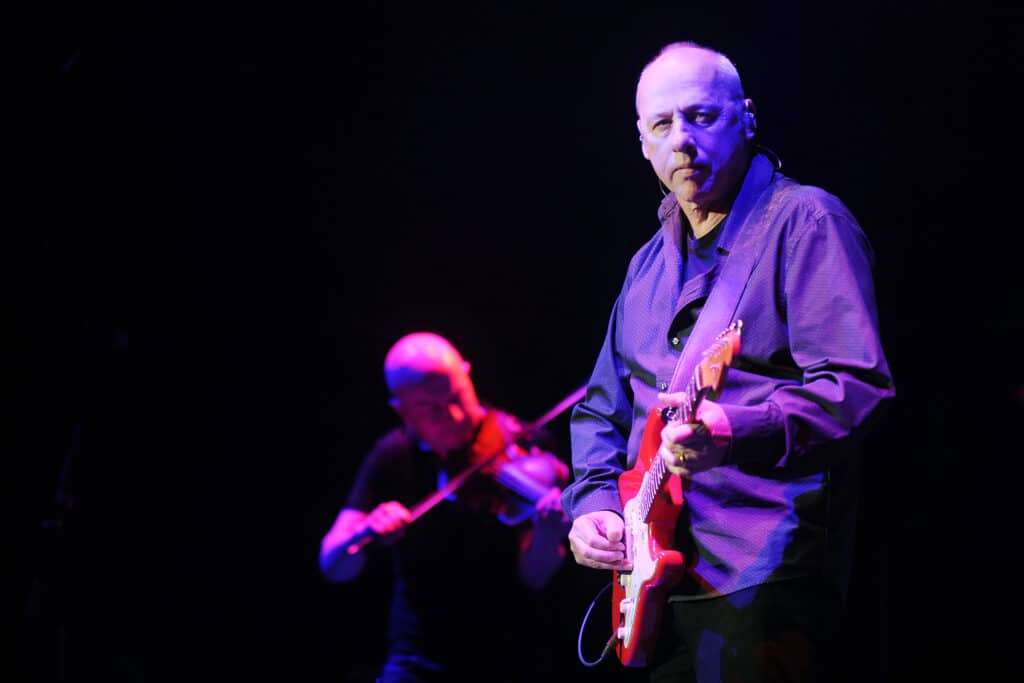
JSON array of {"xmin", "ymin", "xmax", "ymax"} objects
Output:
[{"xmin": 563, "ymin": 153, "xmax": 895, "ymax": 598}]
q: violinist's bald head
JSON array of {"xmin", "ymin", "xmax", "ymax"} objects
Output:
[
  {"xmin": 384, "ymin": 332, "xmax": 484, "ymax": 455},
  {"xmin": 384, "ymin": 332, "xmax": 470, "ymax": 393}
]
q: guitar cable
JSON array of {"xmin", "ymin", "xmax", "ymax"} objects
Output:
[{"xmin": 576, "ymin": 580, "xmax": 617, "ymax": 667}]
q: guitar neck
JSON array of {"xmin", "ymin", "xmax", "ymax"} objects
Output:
[
  {"xmin": 633, "ymin": 319, "xmax": 742, "ymax": 526},
  {"xmin": 636, "ymin": 379, "xmax": 707, "ymax": 524},
  {"xmin": 678, "ymin": 370, "xmax": 708, "ymax": 424}
]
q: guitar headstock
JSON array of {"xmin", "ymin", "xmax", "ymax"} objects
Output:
[{"xmin": 697, "ymin": 320, "xmax": 742, "ymax": 395}]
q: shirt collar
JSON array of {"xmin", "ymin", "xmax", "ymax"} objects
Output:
[{"xmin": 657, "ymin": 151, "xmax": 779, "ymax": 252}]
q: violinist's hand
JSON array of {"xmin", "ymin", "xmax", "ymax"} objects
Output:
[
  {"xmin": 533, "ymin": 486, "xmax": 571, "ymax": 529},
  {"xmin": 568, "ymin": 510, "xmax": 630, "ymax": 571},
  {"xmin": 657, "ymin": 393, "xmax": 732, "ymax": 477},
  {"xmin": 320, "ymin": 502, "xmax": 409, "ymax": 582},
  {"xmin": 364, "ymin": 501, "xmax": 411, "ymax": 546}
]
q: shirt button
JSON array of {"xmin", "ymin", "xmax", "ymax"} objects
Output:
[{"xmin": 671, "ymin": 336, "xmax": 680, "ymax": 347}]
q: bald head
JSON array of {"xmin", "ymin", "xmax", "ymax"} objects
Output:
[
  {"xmin": 384, "ymin": 332, "xmax": 485, "ymax": 455},
  {"xmin": 634, "ymin": 41, "xmax": 756, "ymax": 215},
  {"xmin": 384, "ymin": 332, "xmax": 468, "ymax": 394},
  {"xmin": 636, "ymin": 42, "xmax": 746, "ymax": 114}
]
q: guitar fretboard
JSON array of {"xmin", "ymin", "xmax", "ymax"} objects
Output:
[
  {"xmin": 636, "ymin": 377, "xmax": 703, "ymax": 524},
  {"xmin": 634, "ymin": 321, "xmax": 741, "ymax": 524}
]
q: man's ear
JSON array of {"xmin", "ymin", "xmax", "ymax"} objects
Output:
[
  {"xmin": 743, "ymin": 99, "xmax": 757, "ymax": 140},
  {"xmin": 637, "ymin": 120, "xmax": 651, "ymax": 160}
]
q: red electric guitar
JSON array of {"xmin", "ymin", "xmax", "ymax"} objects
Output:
[{"xmin": 612, "ymin": 321, "xmax": 742, "ymax": 667}]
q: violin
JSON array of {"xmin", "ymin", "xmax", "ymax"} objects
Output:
[
  {"xmin": 441, "ymin": 409, "xmax": 568, "ymax": 526},
  {"xmin": 341, "ymin": 386, "xmax": 584, "ymax": 552}
]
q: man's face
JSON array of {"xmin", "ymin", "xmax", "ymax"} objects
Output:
[
  {"xmin": 636, "ymin": 50, "xmax": 754, "ymax": 210},
  {"xmin": 392, "ymin": 368, "xmax": 482, "ymax": 456}
]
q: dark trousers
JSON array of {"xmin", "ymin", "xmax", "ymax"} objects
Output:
[{"xmin": 647, "ymin": 577, "xmax": 842, "ymax": 683}]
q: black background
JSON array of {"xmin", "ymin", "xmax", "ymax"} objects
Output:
[{"xmin": 5, "ymin": 2, "xmax": 1023, "ymax": 681}]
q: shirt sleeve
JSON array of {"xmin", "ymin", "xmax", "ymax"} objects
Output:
[
  {"xmin": 723, "ymin": 206, "xmax": 895, "ymax": 467},
  {"xmin": 561, "ymin": 290, "xmax": 636, "ymax": 520},
  {"xmin": 343, "ymin": 433, "xmax": 402, "ymax": 512}
]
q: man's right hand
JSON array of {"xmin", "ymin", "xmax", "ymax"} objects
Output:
[
  {"xmin": 567, "ymin": 509, "xmax": 631, "ymax": 570},
  {"xmin": 363, "ymin": 501, "xmax": 411, "ymax": 545},
  {"xmin": 321, "ymin": 503, "xmax": 410, "ymax": 582}
]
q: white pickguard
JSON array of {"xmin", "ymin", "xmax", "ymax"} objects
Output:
[{"xmin": 617, "ymin": 492, "xmax": 659, "ymax": 648}]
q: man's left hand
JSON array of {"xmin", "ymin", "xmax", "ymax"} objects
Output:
[{"xmin": 656, "ymin": 394, "xmax": 732, "ymax": 476}]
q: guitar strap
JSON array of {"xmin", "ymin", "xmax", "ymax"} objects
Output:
[{"xmin": 666, "ymin": 173, "xmax": 799, "ymax": 394}]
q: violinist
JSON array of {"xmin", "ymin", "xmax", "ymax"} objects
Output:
[{"xmin": 319, "ymin": 331, "xmax": 571, "ymax": 682}]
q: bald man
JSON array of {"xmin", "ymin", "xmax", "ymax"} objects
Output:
[
  {"xmin": 320, "ymin": 332, "xmax": 570, "ymax": 682},
  {"xmin": 563, "ymin": 42, "xmax": 894, "ymax": 681}
]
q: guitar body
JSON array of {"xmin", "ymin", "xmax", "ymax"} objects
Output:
[
  {"xmin": 608, "ymin": 320, "xmax": 741, "ymax": 667},
  {"xmin": 612, "ymin": 406, "xmax": 686, "ymax": 667}
]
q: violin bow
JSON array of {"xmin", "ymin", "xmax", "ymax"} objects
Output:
[
  {"xmin": 343, "ymin": 383, "xmax": 588, "ymax": 554},
  {"xmin": 408, "ymin": 382, "xmax": 587, "ymax": 523}
]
